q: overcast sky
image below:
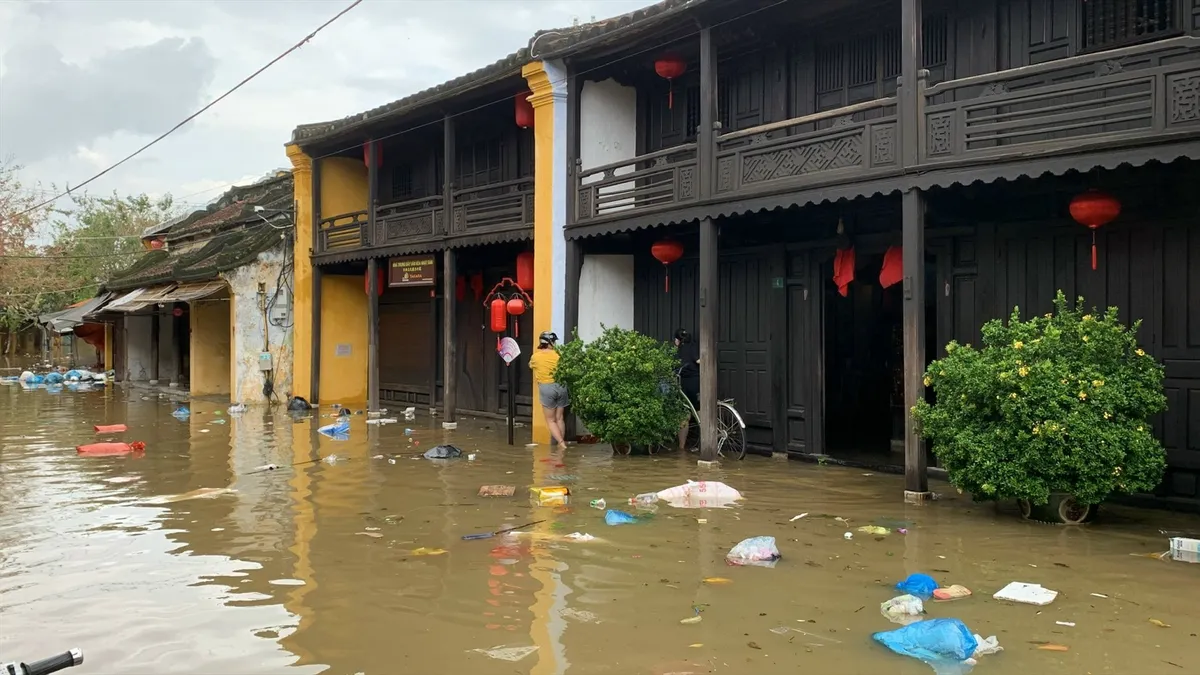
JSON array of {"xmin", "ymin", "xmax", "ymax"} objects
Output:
[{"xmin": 0, "ymin": 0, "xmax": 655, "ymax": 211}]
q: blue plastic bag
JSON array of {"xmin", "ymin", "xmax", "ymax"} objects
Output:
[
  {"xmin": 318, "ymin": 418, "xmax": 350, "ymax": 438},
  {"xmin": 605, "ymin": 510, "xmax": 638, "ymax": 525},
  {"xmin": 172, "ymin": 406, "xmax": 190, "ymax": 420},
  {"xmin": 873, "ymin": 618, "xmax": 978, "ymax": 664},
  {"xmin": 896, "ymin": 573, "xmax": 939, "ymax": 598},
  {"xmin": 44, "ymin": 372, "xmax": 64, "ymax": 384}
]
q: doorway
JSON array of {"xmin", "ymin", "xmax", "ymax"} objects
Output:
[{"xmin": 822, "ymin": 250, "xmax": 936, "ymax": 460}]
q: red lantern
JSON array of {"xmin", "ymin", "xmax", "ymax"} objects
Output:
[
  {"xmin": 489, "ymin": 298, "xmax": 508, "ymax": 333},
  {"xmin": 455, "ymin": 275, "xmax": 466, "ymax": 302},
  {"xmin": 515, "ymin": 92, "xmax": 534, "ymax": 129},
  {"xmin": 1069, "ymin": 190, "xmax": 1121, "ymax": 271},
  {"xmin": 364, "ymin": 266, "xmax": 385, "ymax": 296},
  {"xmin": 654, "ymin": 53, "xmax": 687, "ymax": 109},
  {"xmin": 651, "ymin": 238, "xmax": 685, "ymax": 293},
  {"xmin": 516, "ymin": 251, "xmax": 534, "ymax": 291},
  {"xmin": 362, "ymin": 140, "xmax": 382, "ymax": 168},
  {"xmin": 172, "ymin": 307, "xmax": 183, "ymax": 318},
  {"xmin": 149, "ymin": 238, "xmax": 165, "ymax": 250},
  {"xmin": 470, "ymin": 273, "xmax": 484, "ymax": 301},
  {"xmin": 506, "ymin": 297, "xmax": 526, "ymax": 338}
]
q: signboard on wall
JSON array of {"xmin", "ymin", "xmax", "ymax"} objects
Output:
[{"xmin": 388, "ymin": 255, "xmax": 436, "ymax": 287}]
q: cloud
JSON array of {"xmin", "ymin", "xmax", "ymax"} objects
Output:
[{"xmin": 0, "ymin": 0, "xmax": 657, "ymax": 201}]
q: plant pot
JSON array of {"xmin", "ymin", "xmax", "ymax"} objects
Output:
[{"xmin": 1018, "ymin": 494, "xmax": 1098, "ymax": 525}]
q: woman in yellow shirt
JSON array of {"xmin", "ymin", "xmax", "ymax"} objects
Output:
[{"xmin": 529, "ymin": 331, "xmax": 568, "ymax": 448}]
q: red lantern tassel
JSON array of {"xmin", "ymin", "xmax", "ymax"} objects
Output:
[
  {"xmin": 1091, "ymin": 230, "xmax": 1098, "ymax": 271},
  {"xmin": 665, "ymin": 269, "xmax": 670, "ymax": 293},
  {"xmin": 668, "ymin": 82, "xmax": 674, "ymax": 109}
]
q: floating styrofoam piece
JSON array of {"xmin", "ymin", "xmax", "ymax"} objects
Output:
[
  {"xmin": 656, "ymin": 480, "xmax": 743, "ymax": 508},
  {"xmin": 365, "ymin": 418, "xmax": 398, "ymax": 425},
  {"xmin": 993, "ymin": 582, "xmax": 1058, "ymax": 605},
  {"xmin": 470, "ymin": 645, "xmax": 538, "ymax": 662}
]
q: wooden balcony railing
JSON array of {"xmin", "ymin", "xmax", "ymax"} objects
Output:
[
  {"xmin": 375, "ymin": 195, "xmax": 444, "ymax": 246},
  {"xmin": 714, "ymin": 98, "xmax": 899, "ymax": 195},
  {"xmin": 451, "ymin": 177, "xmax": 534, "ymax": 234},
  {"xmin": 317, "ymin": 210, "xmax": 368, "ymax": 254},
  {"xmin": 575, "ymin": 144, "xmax": 698, "ymax": 221},
  {"xmin": 923, "ymin": 36, "xmax": 1200, "ymax": 162}
]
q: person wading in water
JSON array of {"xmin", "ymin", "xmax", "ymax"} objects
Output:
[
  {"xmin": 529, "ymin": 331, "xmax": 569, "ymax": 449},
  {"xmin": 674, "ymin": 328, "xmax": 700, "ymax": 452}
]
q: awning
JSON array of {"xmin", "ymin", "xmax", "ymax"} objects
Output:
[
  {"xmin": 105, "ymin": 285, "xmax": 178, "ymax": 313},
  {"xmin": 159, "ymin": 280, "xmax": 227, "ymax": 303},
  {"xmin": 39, "ymin": 293, "xmax": 113, "ymax": 333}
]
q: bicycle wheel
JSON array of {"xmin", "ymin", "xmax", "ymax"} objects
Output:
[{"xmin": 716, "ymin": 402, "xmax": 747, "ymax": 460}]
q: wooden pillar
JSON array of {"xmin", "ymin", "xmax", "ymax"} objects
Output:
[
  {"xmin": 900, "ymin": 0, "xmax": 930, "ymax": 500},
  {"xmin": 902, "ymin": 189, "xmax": 929, "ymax": 498},
  {"xmin": 173, "ymin": 304, "xmax": 186, "ymax": 385},
  {"xmin": 429, "ymin": 282, "xmax": 439, "ymax": 411},
  {"xmin": 696, "ymin": 26, "xmax": 720, "ymax": 462},
  {"xmin": 442, "ymin": 249, "xmax": 457, "ymax": 423},
  {"xmin": 367, "ymin": 257, "xmax": 380, "ymax": 412},
  {"xmin": 441, "ymin": 114, "xmax": 457, "ymax": 423},
  {"xmin": 310, "ymin": 158, "xmax": 323, "ymax": 404},
  {"xmin": 150, "ymin": 313, "xmax": 160, "ymax": 383}
]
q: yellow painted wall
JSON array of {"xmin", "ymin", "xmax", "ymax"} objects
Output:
[
  {"xmin": 287, "ymin": 148, "xmax": 369, "ymax": 403},
  {"xmin": 191, "ymin": 299, "xmax": 232, "ymax": 396},
  {"xmin": 286, "ymin": 145, "xmax": 314, "ymax": 400},
  {"xmin": 319, "ymin": 275, "xmax": 368, "ymax": 403},
  {"xmin": 524, "ymin": 62, "xmax": 557, "ymax": 445}
]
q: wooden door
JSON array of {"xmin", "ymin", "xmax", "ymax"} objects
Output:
[
  {"xmin": 716, "ymin": 252, "xmax": 773, "ymax": 432},
  {"xmin": 379, "ymin": 289, "xmax": 434, "ymax": 406},
  {"xmin": 784, "ymin": 250, "xmax": 824, "ymax": 454}
]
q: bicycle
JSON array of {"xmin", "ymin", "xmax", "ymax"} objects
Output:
[
  {"xmin": 2, "ymin": 649, "xmax": 84, "ymax": 675},
  {"xmin": 677, "ymin": 378, "xmax": 748, "ymax": 461}
]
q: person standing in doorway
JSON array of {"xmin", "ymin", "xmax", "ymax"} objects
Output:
[
  {"xmin": 675, "ymin": 328, "xmax": 700, "ymax": 451},
  {"xmin": 530, "ymin": 331, "xmax": 569, "ymax": 449}
]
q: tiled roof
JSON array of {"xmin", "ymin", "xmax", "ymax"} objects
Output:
[
  {"xmin": 528, "ymin": 0, "xmax": 710, "ymax": 59},
  {"xmin": 103, "ymin": 173, "xmax": 293, "ymax": 292},
  {"xmin": 290, "ymin": 48, "xmax": 530, "ymax": 146}
]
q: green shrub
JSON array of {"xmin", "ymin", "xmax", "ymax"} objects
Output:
[
  {"xmin": 912, "ymin": 291, "xmax": 1166, "ymax": 506},
  {"xmin": 554, "ymin": 326, "xmax": 687, "ymax": 448}
]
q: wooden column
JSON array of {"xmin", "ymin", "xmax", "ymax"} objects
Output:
[
  {"xmin": 310, "ymin": 158, "xmax": 323, "ymax": 403},
  {"xmin": 367, "ymin": 257, "xmax": 380, "ymax": 412},
  {"xmin": 442, "ymin": 114, "xmax": 457, "ymax": 422},
  {"xmin": 697, "ymin": 26, "xmax": 720, "ymax": 462},
  {"xmin": 442, "ymin": 249, "xmax": 457, "ymax": 422},
  {"xmin": 149, "ymin": 313, "xmax": 160, "ymax": 383},
  {"xmin": 902, "ymin": 189, "xmax": 928, "ymax": 498},
  {"xmin": 900, "ymin": 0, "xmax": 930, "ymax": 500}
]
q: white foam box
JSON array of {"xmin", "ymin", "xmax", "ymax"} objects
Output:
[{"xmin": 1170, "ymin": 537, "xmax": 1200, "ymax": 564}]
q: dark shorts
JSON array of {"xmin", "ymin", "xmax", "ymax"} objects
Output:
[
  {"xmin": 538, "ymin": 383, "xmax": 570, "ymax": 409},
  {"xmin": 681, "ymin": 377, "xmax": 700, "ymax": 408}
]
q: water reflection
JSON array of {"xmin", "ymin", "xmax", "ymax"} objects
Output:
[{"xmin": 2, "ymin": 383, "xmax": 1200, "ymax": 674}]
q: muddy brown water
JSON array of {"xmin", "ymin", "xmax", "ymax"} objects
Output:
[{"xmin": 1, "ymin": 383, "xmax": 1198, "ymax": 674}]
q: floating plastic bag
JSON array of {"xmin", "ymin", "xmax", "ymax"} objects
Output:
[
  {"xmin": 972, "ymin": 635, "xmax": 1002, "ymax": 658},
  {"xmin": 881, "ymin": 594, "xmax": 925, "ymax": 625},
  {"xmin": 896, "ymin": 573, "xmax": 939, "ymax": 599},
  {"xmin": 44, "ymin": 372, "xmax": 64, "ymax": 385},
  {"xmin": 726, "ymin": 536, "xmax": 780, "ymax": 567},
  {"xmin": 172, "ymin": 406, "xmax": 191, "ymax": 420},
  {"xmin": 656, "ymin": 480, "xmax": 743, "ymax": 509},
  {"xmin": 605, "ymin": 510, "xmax": 638, "ymax": 525},
  {"xmin": 318, "ymin": 418, "xmax": 349, "ymax": 439},
  {"xmin": 873, "ymin": 618, "xmax": 978, "ymax": 665},
  {"xmin": 423, "ymin": 444, "xmax": 462, "ymax": 459},
  {"xmin": 18, "ymin": 370, "xmax": 34, "ymax": 382}
]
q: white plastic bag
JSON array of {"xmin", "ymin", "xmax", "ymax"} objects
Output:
[
  {"xmin": 881, "ymin": 594, "xmax": 925, "ymax": 625},
  {"xmin": 657, "ymin": 480, "xmax": 743, "ymax": 508},
  {"xmin": 726, "ymin": 536, "xmax": 780, "ymax": 567}
]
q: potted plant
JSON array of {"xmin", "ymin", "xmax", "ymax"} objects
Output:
[
  {"xmin": 554, "ymin": 326, "xmax": 688, "ymax": 455},
  {"xmin": 912, "ymin": 291, "xmax": 1167, "ymax": 524}
]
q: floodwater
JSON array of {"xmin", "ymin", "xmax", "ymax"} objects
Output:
[{"xmin": 1, "ymin": 383, "xmax": 1199, "ymax": 675}]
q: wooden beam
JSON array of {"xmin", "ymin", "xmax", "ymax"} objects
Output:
[
  {"xmin": 310, "ymin": 158, "xmax": 323, "ymax": 404},
  {"xmin": 697, "ymin": 26, "xmax": 720, "ymax": 462},
  {"xmin": 698, "ymin": 26, "xmax": 718, "ymax": 199},
  {"xmin": 367, "ymin": 257, "xmax": 380, "ymax": 412},
  {"xmin": 899, "ymin": 0, "xmax": 924, "ymax": 168},
  {"xmin": 442, "ymin": 248, "xmax": 457, "ymax": 423},
  {"xmin": 902, "ymin": 187, "xmax": 929, "ymax": 499}
]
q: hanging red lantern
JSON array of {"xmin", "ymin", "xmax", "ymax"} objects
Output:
[
  {"xmin": 516, "ymin": 251, "xmax": 535, "ymax": 291},
  {"xmin": 1069, "ymin": 190, "xmax": 1121, "ymax": 271},
  {"xmin": 362, "ymin": 140, "xmax": 382, "ymax": 167},
  {"xmin": 470, "ymin": 273, "xmax": 484, "ymax": 301},
  {"xmin": 172, "ymin": 307, "xmax": 184, "ymax": 318},
  {"xmin": 515, "ymin": 92, "xmax": 534, "ymax": 129},
  {"xmin": 490, "ymin": 298, "xmax": 508, "ymax": 333},
  {"xmin": 506, "ymin": 297, "xmax": 526, "ymax": 338},
  {"xmin": 364, "ymin": 266, "xmax": 385, "ymax": 296},
  {"xmin": 149, "ymin": 238, "xmax": 165, "ymax": 250},
  {"xmin": 654, "ymin": 53, "xmax": 687, "ymax": 109},
  {"xmin": 651, "ymin": 238, "xmax": 685, "ymax": 293}
]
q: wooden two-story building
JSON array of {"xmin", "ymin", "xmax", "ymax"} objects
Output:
[
  {"xmin": 286, "ymin": 51, "xmax": 538, "ymax": 423},
  {"xmin": 523, "ymin": 0, "xmax": 1200, "ymax": 503}
]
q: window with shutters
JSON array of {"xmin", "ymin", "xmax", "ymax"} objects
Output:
[
  {"xmin": 814, "ymin": 15, "xmax": 948, "ymax": 110},
  {"xmin": 1081, "ymin": 0, "xmax": 1178, "ymax": 51},
  {"xmin": 391, "ymin": 164, "xmax": 413, "ymax": 201}
]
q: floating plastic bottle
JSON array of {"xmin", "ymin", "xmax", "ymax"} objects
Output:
[{"xmin": 629, "ymin": 492, "xmax": 658, "ymax": 506}]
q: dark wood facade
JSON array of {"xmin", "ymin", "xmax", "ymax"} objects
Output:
[{"xmin": 560, "ymin": 0, "xmax": 1200, "ymax": 502}]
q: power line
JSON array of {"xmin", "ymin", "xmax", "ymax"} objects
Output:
[
  {"xmin": 13, "ymin": 0, "xmax": 364, "ymax": 219},
  {"xmin": 0, "ymin": 251, "xmax": 144, "ymax": 259},
  {"xmin": 311, "ymin": 0, "xmax": 789, "ymax": 163}
]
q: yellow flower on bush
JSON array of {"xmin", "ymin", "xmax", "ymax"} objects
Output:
[
  {"xmin": 1104, "ymin": 411, "xmax": 1112, "ymax": 420},
  {"xmin": 1032, "ymin": 425, "xmax": 1040, "ymax": 435},
  {"xmin": 1082, "ymin": 335, "xmax": 1089, "ymax": 342},
  {"xmin": 1078, "ymin": 391, "xmax": 1088, "ymax": 400},
  {"xmin": 1083, "ymin": 314, "xmax": 1093, "ymax": 321},
  {"xmin": 1092, "ymin": 379, "xmax": 1104, "ymax": 388},
  {"xmin": 1136, "ymin": 348, "xmax": 1146, "ymax": 356},
  {"xmin": 1013, "ymin": 341, "xmax": 1024, "ymax": 350},
  {"xmin": 923, "ymin": 376, "xmax": 931, "ymax": 387},
  {"xmin": 1018, "ymin": 367, "xmax": 1029, "ymax": 377}
]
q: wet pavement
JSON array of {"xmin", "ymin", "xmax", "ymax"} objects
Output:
[{"xmin": 1, "ymin": 381, "xmax": 1199, "ymax": 674}]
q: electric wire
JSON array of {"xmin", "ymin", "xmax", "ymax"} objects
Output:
[{"xmin": 11, "ymin": 0, "xmax": 364, "ymax": 219}]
